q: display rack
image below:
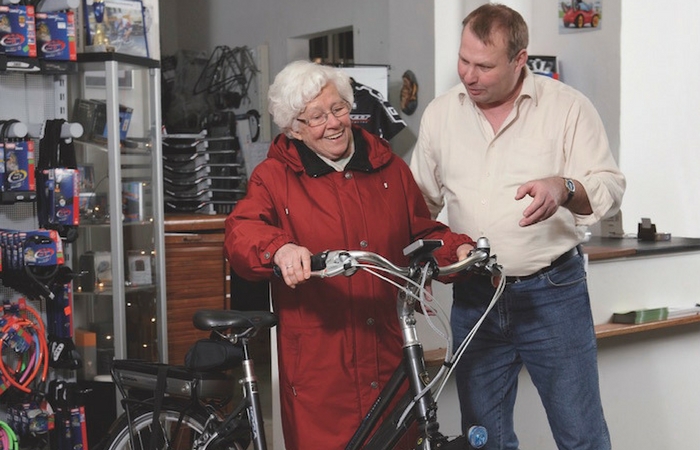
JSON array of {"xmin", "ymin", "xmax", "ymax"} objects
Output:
[{"xmin": 70, "ymin": 52, "xmax": 167, "ymax": 368}]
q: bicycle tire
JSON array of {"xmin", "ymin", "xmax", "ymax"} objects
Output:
[{"xmin": 95, "ymin": 398, "xmax": 247, "ymax": 450}]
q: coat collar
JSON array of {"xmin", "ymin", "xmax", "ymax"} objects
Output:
[{"xmin": 269, "ymin": 126, "xmax": 391, "ymax": 177}]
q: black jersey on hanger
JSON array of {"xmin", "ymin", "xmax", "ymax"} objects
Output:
[{"xmin": 350, "ymin": 79, "xmax": 406, "ymax": 141}]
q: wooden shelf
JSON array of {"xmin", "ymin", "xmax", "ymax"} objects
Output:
[
  {"xmin": 594, "ymin": 314, "xmax": 700, "ymax": 339},
  {"xmin": 423, "ymin": 314, "xmax": 700, "ymax": 367}
]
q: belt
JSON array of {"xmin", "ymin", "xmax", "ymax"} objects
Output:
[{"xmin": 505, "ymin": 245, "xmax": 581, "ymax": 284}]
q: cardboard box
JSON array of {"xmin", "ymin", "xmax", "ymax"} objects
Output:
[
  {"xmin": 3, "ymin": 140, "xmax": 36, "ymax": 192},
  {"xmin": 75, "ymin": 328, "xmax": 97, "ymax": 380},
  {"xmin": 71, "ymin": 98, "xmax": 132, "ymax": 141},
  {"xmin": 122, "ymin": 181, "xmax": 144, "ymax": 222},
  {"xmin": 0, "ymin": 5, "xmax": 37, "ymax": 58},
  {"xmin": 35, "ymin": 10, "xmax": 77, "ymax": 61},
  {"xmin": 128, "ymin": 251, "xmax": 152, "ymax": 286},
  {"xmin": 98, "ymin": 101, "xmax": 133, "ymax": 141}
]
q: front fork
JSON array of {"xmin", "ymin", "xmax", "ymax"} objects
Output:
[{"xmin": 398, "ymin": 287, "xmax": 443, "ymax": 447}]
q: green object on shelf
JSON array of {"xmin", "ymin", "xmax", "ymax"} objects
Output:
[{"xmin": 612, "ymin": 307, "xmax": 669, "ymax": 324}]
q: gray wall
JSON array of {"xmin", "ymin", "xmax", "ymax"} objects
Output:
[{"xmin": 160, "ymin": 0, "xmax": 431, "ymax": 156}]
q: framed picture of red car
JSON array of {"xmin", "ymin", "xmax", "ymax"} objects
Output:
[{"xmin": 559, "ymin": 0, "xmax": 602, "ymax": 33}]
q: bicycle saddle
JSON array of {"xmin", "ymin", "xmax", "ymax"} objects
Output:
[{"xmin": 193, "ymin": 310, "xmax": 278, "ymax": 331}]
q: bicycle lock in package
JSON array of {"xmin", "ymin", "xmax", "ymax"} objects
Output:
[
  {"xmin": 1, "ymin": 119, "xmax": 36, "ymax": 199},
  {"xmin": 36, "ymin": 119, "xmax": 80, "ymax": 242}
]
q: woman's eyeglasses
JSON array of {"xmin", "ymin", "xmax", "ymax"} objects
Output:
[{"xmin": 296, "ymin": 102, "xmax": 351, "ymax": 127}]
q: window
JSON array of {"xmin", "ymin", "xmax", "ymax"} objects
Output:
[{"xmin": 308, "ymin": 28, "xmax": 354, "ymax": 65}]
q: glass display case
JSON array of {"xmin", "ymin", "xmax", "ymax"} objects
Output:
[{"xmin": 70, "ymin": 53, "xmax": 166, "ymax": 375}]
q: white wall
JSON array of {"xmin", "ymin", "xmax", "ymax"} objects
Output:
[{"xmin": 619, "ymin": 0, "xmax": 700, "ymax": 238}]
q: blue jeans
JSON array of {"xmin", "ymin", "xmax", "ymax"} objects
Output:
[{"xmin": 451, "ymin": 252, "xmax": 610, "ymax": 450}]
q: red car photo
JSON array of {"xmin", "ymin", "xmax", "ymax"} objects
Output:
[{"xmin": 561, "ymin": 1, "xmax": 601, "ymax": 28}]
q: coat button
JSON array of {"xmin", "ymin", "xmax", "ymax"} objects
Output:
[
  {"xmin": 345, "ymin": 172, "xmax": 353, "ymax": 179},
  {"xmin": 360, "ymin": 240, "xmax": 368, "ymax": 248},
  {"xmin": 264, "ymin": 252, "xmax": 271, "ymax": 260},
  {"xmin": 370, "ymin": 381, "xmax": 378, "ymax": 389},
  {"xmin": 366, "ymin": 318, "xmax": 375, "ymax": 326}
]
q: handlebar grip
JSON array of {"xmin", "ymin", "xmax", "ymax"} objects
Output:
[{"xmin": 272, "ymin": 250, "xmax": 329, "ymax": 278}]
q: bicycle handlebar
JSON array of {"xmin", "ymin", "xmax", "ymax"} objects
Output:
[{"xmin": 274, "ymin": 236, "xmax": 502, "ymax": 280}]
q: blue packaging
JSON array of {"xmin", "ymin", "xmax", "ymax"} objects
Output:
[
  {"xmin": 35, "ymin": 11, "xmax": 77, "ymax": 61},
  {"xmin": 23, "ymin": 229, "xmax": 64, "ymax": 266},
  {"xmin": 51, "ymin": 168, "xmax": 80, "ymax": 226},
  {"xmin": 4, "ymin": 140, "xmax": 36, "ymax": 192},
  {"xmin": 0, "ymin": 5, "xmax": 37, "ymax": 58},
  {"xmin": 99, "ymin": 102, "xmax": 133, "ymax": 140}
]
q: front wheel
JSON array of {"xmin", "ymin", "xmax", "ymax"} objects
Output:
[{"xmin": 95, "ymin": 399, "xmax": 246, "ymax": 450}]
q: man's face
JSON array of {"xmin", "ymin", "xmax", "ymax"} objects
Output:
[{"xmin": 457, "ymin": 27, "xmax": 526, "ymax": 109}]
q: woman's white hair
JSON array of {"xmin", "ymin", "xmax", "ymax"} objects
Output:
[{"xmin": 268, "ymin": 60, "xmax": 354, "ymax": 137}]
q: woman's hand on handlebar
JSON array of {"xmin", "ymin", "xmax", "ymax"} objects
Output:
[{"xmin": 274, "ymin": 243, "xmax": 313, "ymax": 288}]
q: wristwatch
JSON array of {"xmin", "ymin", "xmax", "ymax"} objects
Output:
[{"xmin": 563, "ymin": 178, "xmax": 575, "ymax": 205}]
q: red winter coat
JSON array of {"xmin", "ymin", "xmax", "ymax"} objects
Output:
[{"xmin": 224, "ymin": 127, "xmax": 473, "ymax": 449}]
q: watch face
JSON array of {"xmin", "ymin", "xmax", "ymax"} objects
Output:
[
  {"xmin": 563, "ymin": 178, "xmax": 575, "ymax": 204},
  {"xmin": 566, "ymin": 179, "xmax": 575, "ymax": 193}
]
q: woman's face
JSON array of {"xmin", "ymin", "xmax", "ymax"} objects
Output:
[{"xmin": 290, "ymin": 83, "xmax": 353, "ymax": 161}]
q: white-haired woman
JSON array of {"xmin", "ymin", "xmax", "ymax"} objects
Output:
[{"xmin": 224, "ymin": 60, "xmax": 474, "ymax": 449}]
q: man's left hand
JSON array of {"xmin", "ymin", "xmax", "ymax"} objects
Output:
[{"xmin": 515, "ymin": 177, "xmax": 568, "ymax": 227}]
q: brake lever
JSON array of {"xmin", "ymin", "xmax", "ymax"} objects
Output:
[
  {"xmin": 273, "ymin": 250, "xmax": 358, "ymax": 278},
  {"xmin": 470, "ymin": 254, "xmax": 502, "ymax": 277},
  {"xmin": 311, "ymin": 250, "xmax": 359, "ymax": 278}
]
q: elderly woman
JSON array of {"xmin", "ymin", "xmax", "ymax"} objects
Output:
[{"xmin": 224, "ymin": 60, "xmax": 475, "ymax": 449}]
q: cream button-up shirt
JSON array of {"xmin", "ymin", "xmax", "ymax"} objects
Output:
[{"xmin": 410, "ymin": 68, "xmax": 625, "ymax": 276}]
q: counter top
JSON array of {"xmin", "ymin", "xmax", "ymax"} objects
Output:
[
  {"xmin": 164, "ymin": 214, "xmax": 226, "ymax": 233},
  {"xmin": 583, "ymin": 236, "xmax": 700, "ymax": 261}
]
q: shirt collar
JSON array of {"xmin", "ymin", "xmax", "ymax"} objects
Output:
[{"xmin": 457, "ymin": 66, "xmax": 538, "ymax": 107}]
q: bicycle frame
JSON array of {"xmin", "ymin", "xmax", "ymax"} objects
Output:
[
  {"xmin": 327, "ymin": 238, "xmax": 499, "ymax": 449},
  {"xmin": 344, "ymin": 264, "xmax": 449, "ymax": 449}
]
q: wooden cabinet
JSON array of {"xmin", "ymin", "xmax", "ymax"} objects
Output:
[{"xmin": 164, "ymin": 215, "xmax": 229, "ymax": 364}]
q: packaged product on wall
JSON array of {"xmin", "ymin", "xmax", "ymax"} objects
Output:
[
  {"xmin": 36, "ymin": 168, "xmax": 80, "ymax": 228},
  {"xmin": 35, "ymin": 10, "xmax": 77, "ymax": 61},
  {"xmin": 0, "ymin": 5, "xmax": 37, "ymax": 58},
  {"xmin": 4, "ymin": 140, "xmax": 35, "ymax": 192}
]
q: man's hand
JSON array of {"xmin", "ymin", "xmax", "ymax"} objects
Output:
[{"xmin": 515, "ymin": 177, "xmax": 569, "ymax": 227}]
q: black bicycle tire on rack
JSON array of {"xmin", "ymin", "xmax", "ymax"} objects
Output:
[{"xmin": 95, "ymin": 399, "xmax": 248, "ymax": 450}]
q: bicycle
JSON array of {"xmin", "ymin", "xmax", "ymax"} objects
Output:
[{"xmin": 95, "ymin": 237, "xmax": 503, "ymax": 450}]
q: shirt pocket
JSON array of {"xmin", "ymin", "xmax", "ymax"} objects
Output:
[{"xmin": 507, "ymin": 137, "xmax": 561, "ymax": 181}]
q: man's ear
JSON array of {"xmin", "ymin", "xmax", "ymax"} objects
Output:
[{"xmin": 515, "ymin": 49, "xmax": 528, "ymax": 70}]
